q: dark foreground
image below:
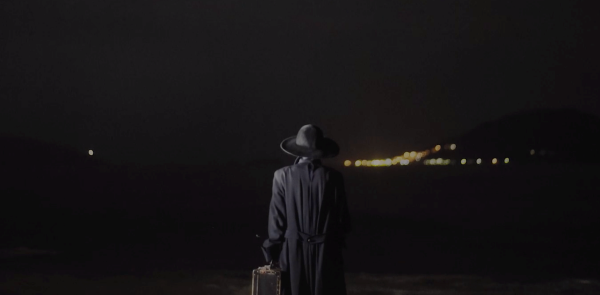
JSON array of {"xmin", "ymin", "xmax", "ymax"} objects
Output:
[
  {"xmin": 2, "ymin": 162, "xmax": 600, "ymax": 293},
  {"xmin": 1, "ymin": 265, "xmax": 600, "ymax": 295}
]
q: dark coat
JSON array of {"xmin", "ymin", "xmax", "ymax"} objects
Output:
[{"xmin": 262, "ymin": 157, "xmax": 351, "ymax": 295}]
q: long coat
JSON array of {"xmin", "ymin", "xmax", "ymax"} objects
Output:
[{"xmin": 262, "ymin": 157, "xmax": 351, "ymax": 295}]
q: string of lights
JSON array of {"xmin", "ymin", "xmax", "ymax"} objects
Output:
[{"xmin": 343, "ymin": 144, "xmax": 539, "ymax": 167}]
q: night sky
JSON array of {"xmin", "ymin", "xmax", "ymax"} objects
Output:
[{"xmin": 1, "ymin": 0, "xmax": 598, "ymax": 165}]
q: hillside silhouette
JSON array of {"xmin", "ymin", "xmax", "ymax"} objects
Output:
[{"xmin": 430, "ymin": 108, "xmax": 600, "ymax": 162}]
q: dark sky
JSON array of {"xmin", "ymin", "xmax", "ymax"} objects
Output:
[{"xmin": 1, "ymin": 0, "xmax": 598, "ymax": 165}]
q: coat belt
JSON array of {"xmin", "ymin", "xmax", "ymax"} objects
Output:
[{"xmin": 284, "ymin": 229, "xmax": 328, "ymax": 244}]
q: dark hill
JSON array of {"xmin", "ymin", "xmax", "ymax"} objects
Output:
[
  {"xmin": 430, "ymin": 108, "xmax": 600, "ymax": 161},
  {"xmin": 0, "ymin": 135, "xmax": 95, "ymax": 168}
]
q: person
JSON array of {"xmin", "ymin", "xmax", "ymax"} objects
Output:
[{"xmin": 262, "ymin": 124, "xmax": 351, "ymax": 295}]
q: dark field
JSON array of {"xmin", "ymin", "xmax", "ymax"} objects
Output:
[{"xmin": 2, "ymin": 161, "xmax": 600, "ymax": 294}]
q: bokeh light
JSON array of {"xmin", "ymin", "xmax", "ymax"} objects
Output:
[
  {"xmin": 461, "ymin": 159, "xmax": 466, "ymax": 165},
  {"xmin": 344, "ymin": 160, "xmax": 351, "ymax": 167},
  {"xmin": 88, "ymin": 150, "xmax": 93, "ymax": 156},
  {"xmin": 404, "ymin": 152, "xmax": 410, "ymax": 158},
  {"xmin": 504, "ymin": 158, "xmax": 509, "ymax": 164},
  {"xmin": 409, "ymin": 151, "xmax": 416, "ymax": 157},
  {"xmin": 450, "ymin": 144, "xmax": 456, "ymax": 150},
  {"xmin": 355, "ymin": 160, "xmax": 362, "ymax": 167},
  {"xmin": 492, "ymin": 158, "xmax": 498, "ymax": 164},
  {"xmin": 385, "ymin": 158, "xmax": 392, "ymax": 166},
  {"xmin": 434, "ymin": 145, "xmax": 441, "ymax": 151},
  {"xmin": 436, "ymin": 158, "xmax": 443, "ymax": 165},
  {"xmin": 530, "ymin": 149, "xmax": 535, "ymax": 155},
  {"xmin": 476, "ymin": 158, "xmax": 482, "ymax": 164}
]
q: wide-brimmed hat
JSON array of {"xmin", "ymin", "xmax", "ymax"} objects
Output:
[{"xmin": 280, "ymin": 124, "xmax": 339, "ymax": 158}]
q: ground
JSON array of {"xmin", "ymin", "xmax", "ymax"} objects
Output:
[{"xmin": 1, "ymin": 266, "xmax": 600, "ymax": 295}]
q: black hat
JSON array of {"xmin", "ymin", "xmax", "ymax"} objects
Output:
[{"xmin": 280, "ymin": 124, "xmax": 339, "ymax": 158}]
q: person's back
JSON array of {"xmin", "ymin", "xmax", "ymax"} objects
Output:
[{"xmin": 262, "ymin": 125, "xmax": 351, "ymax": 295}]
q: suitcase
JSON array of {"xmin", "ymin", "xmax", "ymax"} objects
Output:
[{"xmin": 251, "ymin": 264, "xmax": 282, "ymax": 295}]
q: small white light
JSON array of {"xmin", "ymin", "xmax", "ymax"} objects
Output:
[
  {"xmin": 476, "ymin": 158, "xmax": 482, "ymax": 164},
  {"xmin": 504, "ymin": 158, "xmax": 509, "ymax": 164},
  {"xmin": 450, "ymin": 144, "xmax": 456, "ymax": 150},
  {"xmin": 492, "ymin": 158, "xmax": 498, "ymax": 164},
  {"xmin": 88, "ymin": 150, "xmax": 93, "ymax": 156},
  {"xmin": 461, "ymin": 159, "xmax": 466, "ymax": 165}
]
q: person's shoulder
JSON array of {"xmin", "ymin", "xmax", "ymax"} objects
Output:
[{"xmin": 273, "ymin": 165, "xmax": 293, "ymax": 177}]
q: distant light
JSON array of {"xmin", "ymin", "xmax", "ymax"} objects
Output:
[
  {"xmin": 530, "ymin": 149, "xmax": 535, "ymax": 155},
  {"xmin": 404, "ymin": 152, "xmax": 410, "ymax": 158},
  {"xmin": 344, "ymin": 160, "xmax": 351, "ymax": 167},
  {"xmin": 88, "ymin": 150, "xmax": 93, "ymax": 156},
  {"xmin": 436, "ymin": 158, "xmax": 443, "ymax": 165},
  {"xmin": 461, "ymin": 159, "xmax": 466, "ymax": 165},
  {"xmin": 492, "ymin": 158, "xmax": 498, "ymax": 164},
  {"xmin": 409, "ymin": 151, "xmax": 416, "ymax": 158},
  {"xmin": 415, "ymin": 155, "xmax": 422, "ymax": 161},
  {"xmin": 372, "ymin": 160, "xmax": 380, "ymax": 166},
  {"xmin": 450, "ymin": 144, "xmax": 456, "ymax": 150},
  {"xmin": 443, "ymin": 159, "xmax": 450, "ymax": 165},
  {"xmin": 400, "ymin": 159, "xmax": 409, "ymax": 165},
  {"xmin": 362, "ymin": 160, "xmax": 367, "ymax": 166},
  {"xmin": 355, "ymin": 160, "xmax": 362, "ymax": 167},
  {"xmin": 385, "ymin": 158, "xmax": 392, "ymax": 166},
  {"xmin": 366, "ymin": 161, "xmax": 372, "ymax": 167},
  {"xmin": 434, "ymin": 145, "xmax": 441, "ymax": 151},
  {"xmin": 476, "ymin": 158, "xmax": 482, "ymax": 164},
  {"xmin": 504, "ymin": 158, "xmax": 509, "ymax": 164}
]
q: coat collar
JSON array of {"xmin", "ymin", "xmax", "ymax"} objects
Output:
[{"xmin": 294, "ymin": 156, "xmax": 322, "ymax": 165}]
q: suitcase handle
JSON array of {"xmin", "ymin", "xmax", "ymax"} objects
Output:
[{"xmin": 269, "ymin": 260, "xmax": 280, "ymax": 270}]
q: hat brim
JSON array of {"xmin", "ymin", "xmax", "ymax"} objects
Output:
[{"xmin": 280, "ymin": 136, "xmax": 339, "ymax": 159}]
